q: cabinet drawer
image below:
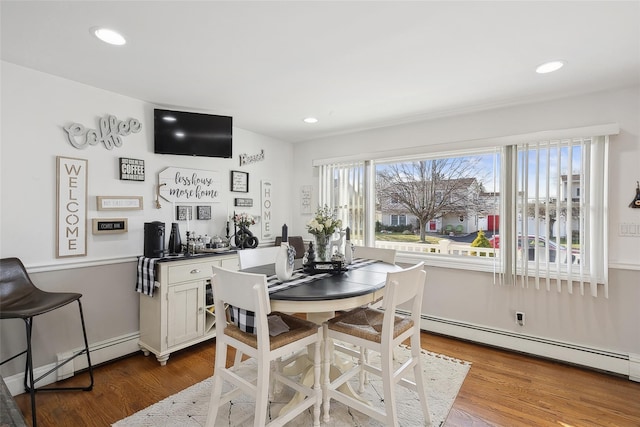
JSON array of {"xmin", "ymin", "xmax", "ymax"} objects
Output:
[{"xmin": 168, "ymin": 262, "xmax": 213, "ymax": 283}]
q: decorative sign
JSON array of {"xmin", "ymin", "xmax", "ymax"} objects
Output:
[
  {"xmin": 197, "ymin": 206, "xmax": 212, "ymax": 220},
  {"xmin": 97, "ymin": 196, "xmax": 143, "ymax": 211},
  {"xmin": 64, "ymin": 114, "xmax": 141, "ymax": 150},
  {"xmin": 57, "ymin": 156, "xmax": 87, "ymax": 258},
  {"xmin": 119, "ymin": 157, "xmax": 145, "ymax": 181},
  {"xmin": 230, "ymin": 170, "xmax": 249, "ymax": 192},
  {"xmin": 261, "ymin": 180, "xmax": 273, "ymax": 240},
  {"xmin": 235, "ymin": 197, "xmax": 253, "ymax": 207},
  {"xmin": 301, "ymin": 185, "xmax": 312, "ymax": 214},
  {"xmin": 92, "ymin": 218, "xmax": 128, "ymax": 234},
  {"xmin": 239, "ymin": 149, "xmax": 265, "ymax": 166},
  {"xmin": 176, "ymin": 205, "xmax": 193, "ymax": 221},
  {"xmin": 158, "ymin": 167, "xmax": 221, "ymax": 203}
]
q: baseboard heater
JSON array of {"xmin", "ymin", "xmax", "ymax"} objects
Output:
[
  {"xmin": 4, "ymin": 332, "xmax": 140, "ymax": 396},
  {"xmin": 399, "ymin": 311, "xmax": 637, "ymax": 381}
]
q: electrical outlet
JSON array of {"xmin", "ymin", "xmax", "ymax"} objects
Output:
[{"xmin": 516, "ymin": 311, "xmax": 525, "ymax": 326}]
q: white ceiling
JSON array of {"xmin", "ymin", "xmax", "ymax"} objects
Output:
[{"xmin": 2, "ymin": 1, "xmax": 639, "ymax": 143}]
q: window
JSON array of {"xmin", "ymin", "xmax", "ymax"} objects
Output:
[
  {"xmin": 390, "ymin": 214, "xmax": 407, "ymax": 226},
  {"xmin": 316, "ymin": 125, "xmax": 614, "ymax": 297}
]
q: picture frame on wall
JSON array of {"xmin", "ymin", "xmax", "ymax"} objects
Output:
[
  {"xmin": 230, "ymin": 170, "xmax": 249, "ymax": 193},
  {"xmin": 197, "ymin": 205, "xmax": 211, "ymax": 220},
  {"xmin": 176, "ymin": 205, "xmax": 193, "ymax": 221}
]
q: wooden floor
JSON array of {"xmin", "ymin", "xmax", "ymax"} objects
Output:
[{"xmin": 12, "ymin": 332, "xmax": 640, "ymax": 427}]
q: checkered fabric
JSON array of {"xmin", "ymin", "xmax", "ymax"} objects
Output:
[
  {"xmin": 231, "ymin": 258, "xmax": 378, "ymax": 333},
  {"xmin": 136, "ymin": 256, "xmax": 160, "ymax": 297}
]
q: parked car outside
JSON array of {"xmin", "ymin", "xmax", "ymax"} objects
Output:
[{"xmin": 489, "ymin": 234, "xmax": 577, "ymax": 263}]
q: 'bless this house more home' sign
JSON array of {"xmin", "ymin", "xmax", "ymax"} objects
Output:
[{"xmin": 157, "ymin": 167, "xmax": 221, "ymax": 204}]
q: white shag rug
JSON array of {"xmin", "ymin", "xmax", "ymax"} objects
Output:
[{"xmin": 113, "ymin": 346, "xmax": 470, "ymax": 427}]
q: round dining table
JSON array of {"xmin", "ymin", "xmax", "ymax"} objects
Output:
[
  {"xmin": 241, "ymin": 258, "xmax": 402, "ymax": 416},
  {"xmin": 242, "ymin": 258, "xmax": 401, "ymax": 323}
]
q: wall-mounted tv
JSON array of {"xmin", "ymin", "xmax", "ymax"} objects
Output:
[{"xmin": 154, "ymin": 108, "xmax": 232, "ymax": 158}]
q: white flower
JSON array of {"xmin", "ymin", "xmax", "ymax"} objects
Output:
[{"xmin": 306, "ymin": 205, "xmax": 342, "ymax": 237}]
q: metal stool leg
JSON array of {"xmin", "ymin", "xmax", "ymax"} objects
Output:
[
  {"xmin": 19, "ymin": 300, "xmax": 94, "ymax": 426},
  {"xmin": 24, "ymin": 317, "xmax": 37, "ymax": 427}
]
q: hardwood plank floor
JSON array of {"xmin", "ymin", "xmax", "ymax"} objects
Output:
[{"xmin": 12, "ymin": 332, "xmax": 640, "ymax": 427}]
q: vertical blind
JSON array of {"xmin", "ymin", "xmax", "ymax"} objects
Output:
[
  {"xmin": 500, "ymin": 136, "xmax": 609, "ymax": 297},
  {"xmin": 318, "ymin": 161, "xmax": 366, "ymax": 245},
  {"xmin": 314, "ymin": 125, "xmax": 615, "ymax": 299}
]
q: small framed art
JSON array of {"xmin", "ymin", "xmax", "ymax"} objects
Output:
[
  {"xmin": 230, "ymin": 170, "xmax": 249, "ymax": 193},
  {"xmin": 197, "ymin": 206, "xmax": 212, "ymax": 220},
  {"xmin": 176, "ymin": 205, "xmax": 193, "ymax": 221}
]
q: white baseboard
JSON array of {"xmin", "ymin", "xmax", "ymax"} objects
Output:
[
  {"xmin": 4, "ymin": 332, "xmax": 140, "ymax": 396},
  {"xmin": 630, "ymin": 353, "xmax": 640, "ymax": 382},
  {"xmin": 417, "ymin": 314, "xmax": 636, "ymax": 381}
]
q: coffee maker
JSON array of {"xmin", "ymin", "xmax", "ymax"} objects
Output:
[{"xmin": 144, "ymin": 221, "xmax": 165, "ymax": 258}]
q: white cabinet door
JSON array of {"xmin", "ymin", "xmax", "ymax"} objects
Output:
[{"xmin": 167, "ymin": 280, "xmax": 204, "ymax": 347}]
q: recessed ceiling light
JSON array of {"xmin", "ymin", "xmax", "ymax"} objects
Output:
[
  {"xmin": 92, "ymin": 27, "xmax": 126, "ymax": 46},
  {"xmin": 303, "ymin": 117, "xmax": 318, "ymax": 124},
  {"xmin": 536, "ymin": 60, "xmax": 565, "ymax": 74}
]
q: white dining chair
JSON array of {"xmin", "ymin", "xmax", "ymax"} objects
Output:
[
  {"xmin": 322, "ymin": 262, "xmax": 431, "ymax": 427},
  {"xmin": 238, "ymin": 246, "xmax": 281, "ymax": 269},
  {"xmin": 352, "ymin": 246, "xmax": 397, "ymax": 263},
  {"xmin": 206, "ymin": 266, "xmax": 322, "ymax": 427}
]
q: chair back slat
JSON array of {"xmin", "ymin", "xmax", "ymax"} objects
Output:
[
  {"xmin": 238, "ymin": 246, "xmax": 280, "ymax": 269},
  {"xmin": 212, "ymin": 266, "xmax": 270, "ymax": 314},
  {"xmin": 381, "ymin": 262, "xmax": 426, "ymax": 319},
  {"xmin": 352, "ymin": 246, "xmax": 396, "ymax": 264}
]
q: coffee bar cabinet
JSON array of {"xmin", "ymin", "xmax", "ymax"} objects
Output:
[{"xmin": 138, "ymin": 253, "xmax": 238, "ymax": 365}]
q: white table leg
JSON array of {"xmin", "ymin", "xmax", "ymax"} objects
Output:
[{"xmin": 278, "ymin": 311, "xmax": 368, "ymax": 417}]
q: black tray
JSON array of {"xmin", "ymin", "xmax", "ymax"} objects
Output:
[{"xmin": 303, "ymin": 260, "xmax": 346, "ymax": 274}]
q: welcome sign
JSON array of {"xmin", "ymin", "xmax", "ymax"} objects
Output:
[{"xmin": 57, "ymin": 156, "xmax": 87, "ymax": 257}]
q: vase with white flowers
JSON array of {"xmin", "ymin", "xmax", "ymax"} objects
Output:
[{"xmin": 306, "ymin": 205, "xmax": 342, "ymax": 262}]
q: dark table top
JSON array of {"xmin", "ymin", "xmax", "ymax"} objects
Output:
[{"xmin": 242, "ymin": 259, "xmax": 401, "ymax": 302}]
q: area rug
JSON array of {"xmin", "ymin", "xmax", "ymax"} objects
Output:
[{"xmin": 113, "ymin": 346, "xmax": 470, "ymax": 427}]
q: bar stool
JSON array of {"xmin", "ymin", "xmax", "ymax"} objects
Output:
[
  {"xmin": 0, "ymin": 257, "xmax": 94, "ymax": 427},
  {"xmin": 322, "ymin": 262, "xmax": 431, "ymax": 426}
]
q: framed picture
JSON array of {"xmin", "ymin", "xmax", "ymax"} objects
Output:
[
  {"xmin": 234, "ymin": 197, "xmax": 253, "ymax": 207},
  {"xmin": 197, "ymin": 205, "xmax": 211, "ymax": 220},
  {"xmin": 97, "ymin": 196, "xmax": 143, "ymax": 211},
  {"xmin": 92, "ymin": 218, "xmax": 128, "ymax": 234},
  {"xmin": 176, "ymin": 205, "xmax": 193, "ymax": 221},
  {"xmin": 230, "ymin": 170, "xmax": 249, "ymax": 193},
  {"xmin": 118, "ymin": 157, "xmax": 145, "ymax": 181}
]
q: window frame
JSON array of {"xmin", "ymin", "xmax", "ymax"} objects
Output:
[{"xmin": 316, "ymin": 124, "xmax": 618, "ymax": 296}]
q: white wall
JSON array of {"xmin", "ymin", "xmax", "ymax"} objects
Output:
[
  {"xmin": 1, "ymin": 59, "xmax": 638, "ymax": 380},
  {"xmin": 292, "ymin": 86, "xmax": 640, "ymax": 366},
  {"xmin": 0, "ymin": 61, "xmax": 294, "ymax": 375}
]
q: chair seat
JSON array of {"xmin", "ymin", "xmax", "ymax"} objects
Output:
[
  {"xmin": 224, "ymin": 312, "xmax": 319, "ymax": 351},
  {"xmin": 327, "ymin": 307, "xmax": 413, "ymax": 343},
  {"xmin": 0, "ymin": 289, "xmax": 82, "ymax": 319}
]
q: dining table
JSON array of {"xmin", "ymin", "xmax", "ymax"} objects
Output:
[
  {"xmin": 241, "ymin": 257, "xmax": 401, "ymax": 323},
  {"xmin": 239, "ymin": 257, "xmax": 402, "ymax": 416}
]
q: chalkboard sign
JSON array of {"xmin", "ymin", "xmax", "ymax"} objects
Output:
[{"xmin": 92, "ymin": 218, "xmax": 128, "ymax": 234}]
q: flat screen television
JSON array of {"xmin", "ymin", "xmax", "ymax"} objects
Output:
[{"xmin": 154, "ymin": 108, "xmax": 232, "ymax": 158}]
